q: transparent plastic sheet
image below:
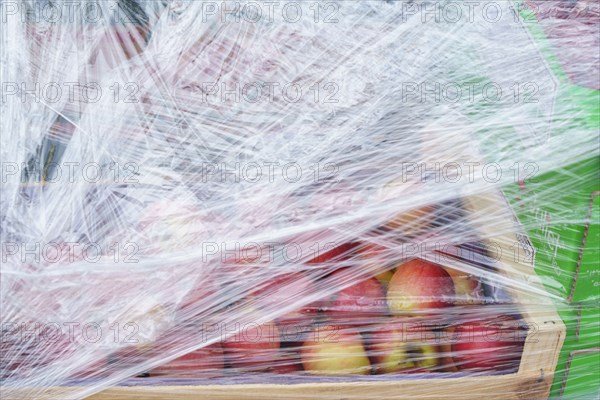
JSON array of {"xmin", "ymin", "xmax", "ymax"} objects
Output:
[{"xmin": 0, "ymin": 1, "xmax": 598, "ymax": 399}]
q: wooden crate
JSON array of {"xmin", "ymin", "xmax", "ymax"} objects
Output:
[{"xmin": 15, "ymin": 192, "xmax": 565, "ymax": 400}]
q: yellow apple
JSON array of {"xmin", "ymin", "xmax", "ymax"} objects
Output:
[{"xmin": 301, "ymin": 325, "xmax": 371, "ymax": 375}]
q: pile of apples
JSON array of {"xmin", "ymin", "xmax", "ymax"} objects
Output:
[{"xmin": 144, "ymin": 242, "xmax": 526, "ymax": 379}]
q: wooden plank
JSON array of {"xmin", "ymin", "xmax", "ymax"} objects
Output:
[
  {"xmin": 15, "ymin": 373, "xmax": 547, "ymax": 400},
  {"xmin": 462, "ymin": 192, "xmax": 566, "ymax": 400}
]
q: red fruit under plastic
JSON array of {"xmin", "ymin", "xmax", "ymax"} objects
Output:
[
  {"xmin": 324, "ymin": 270, "xmax": 387, "ymax": 322},
  {"xmin": 223, "ymin": 323, "xmax": 281, "ymax": 370},
  {"xmin": 451, "ymin": 317, "xmax": 525, "ymax": 371},
  {"xmin": 307, "ymin": 242, "xmax": 359, "ymax": 264}
]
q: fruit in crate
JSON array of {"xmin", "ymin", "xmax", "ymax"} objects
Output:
[
  {"xmin": 368, "ymin": 319, "xmax": 442, "ymax": 374},
  {"xmin": 450, "ymin": 316, "xmax": 526, "ymax": 371},
  {"xmin": 223, "ymin": 322, "xmax": 281, "ymax": 370},
  {"xmin": 443, "ymin": 266, "xmax": 484, "ymax": 304},
  {"xmin": 150, "ymin": 343, "xmax": 225, "ymax": 377},
  {"xmin": 323, "ymin": 269, "xmax": 387, "ymax": 322},
  {"xmin": 301, "ymin": 325, "xmax": 371, "ymax": 375},
  {"xmin": 387, "ymin": 259, "xmax": 455, "ymax": 315},
  {"xmin": 373, "ymin": 269, "xmax": 395, "ymax": 286}
]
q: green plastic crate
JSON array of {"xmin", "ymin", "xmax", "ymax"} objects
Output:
[{"xmin": 505, "ymin": 2, "xmax": 600, "ymax": 398}]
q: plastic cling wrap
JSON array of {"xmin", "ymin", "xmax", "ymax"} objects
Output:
[{"xmin": 1, "ymin": 1, "xmax": 599, "ymax": 399}]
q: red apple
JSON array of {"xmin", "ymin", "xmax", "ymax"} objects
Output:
[
  {"xmin": 443, "ymin": 267, "xmax": 484, "ymax": 304},
  {"xmin": 373, "ymin": 270, "xmax": 395, "ymax": 287},
  {"xmin": 387, "ymin": 259, "xmax": 455, "ymax": 315},
  {"xmin": 223, "ymin": 322, "xmax": 280, "ymax": 371},
  {"xmin": 301, "ymin": 325, "xmax": 371, "ymax": 375},
  {"xmin": 150, "ymin": 343, "xmax": 224, "ymax": 378},
  {"xmin": 367, "ymin": 318, "xmax": 442, "ymax": 374},
  {"xmin": 450, "ymin": 316, "xmax": 525, "ymax": 371},
  {"xmin": 323, "ymin": 269, "xmax": 387, "ymax": 322}
]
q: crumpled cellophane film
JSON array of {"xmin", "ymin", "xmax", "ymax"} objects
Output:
[{"xmin": 1, "ymin": 1, "xmax": 598, "ymax": 399}]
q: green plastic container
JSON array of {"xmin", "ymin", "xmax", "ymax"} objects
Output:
[{"xmin": 504, "ymin": 3, "xmax": 600, "ymax": 398}]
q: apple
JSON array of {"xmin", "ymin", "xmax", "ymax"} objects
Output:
[
  {"xmin": 367, "ymin": 318, "xmax": 441, "ymax": 374},
  {"xmin": 356, "ymin": 242, "xmax": 396, "ymax": 286},
  {"xmin": 387, "ymin": 259, "xmax": 455, "ymax": 315},
  {"xmin": 373, "ymin": 270, "xmax": 395, "ymax": 287},
  {"xmin": 450, "ymin": 316, "xmax": 525, "ymax": 371},
  {"xmin": 323, "ymin": 269, "xmax": 387, "ymax": 322},
  {"xmin": 223, "ymin": 322, "xmax": 280, "ymax": 371},
  {"xmin": 443, "ymin": 267, "xmax": 484, "ymax": 304},
  {"xmin": 150, "ymin": 343, "xmax": 224, "ymax": 377},
  {"xmin": 301, "ymin": 325, "xmax": 371, "ymax": 375}
]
